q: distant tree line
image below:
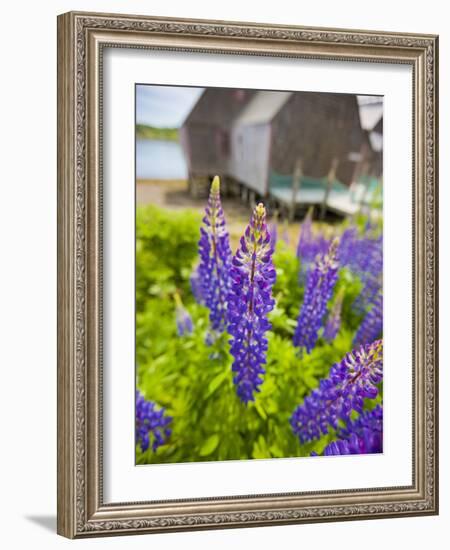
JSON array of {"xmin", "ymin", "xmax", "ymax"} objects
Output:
[{"xmin": 136, "ymin": 124, "xmax": 179, "ymax": 141}]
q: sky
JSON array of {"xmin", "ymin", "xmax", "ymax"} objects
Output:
[{"xmin": 136, "ymin": 85, "xmax": 204, "ymax": 128}]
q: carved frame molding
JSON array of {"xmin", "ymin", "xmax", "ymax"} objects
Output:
[{"xmin": 57, "ymin": 11, "xmax": 438, "ymax": 538}]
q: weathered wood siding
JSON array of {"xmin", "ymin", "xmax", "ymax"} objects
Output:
[
  {"xmin": 180, "ymin": 123, "xmax": 229, "ymax": 174},
  {"xmin": 228, "ymin": 123, "xmax": 271, "ymax": 194},
  {"xmin": 180, "ymin": 88, "xmax": 255, "ymax": 176},
  {"xmin": 270, "ymin": 93, "xmax": 365, "ymax": 185}
]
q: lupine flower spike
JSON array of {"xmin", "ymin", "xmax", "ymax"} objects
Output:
[
  {"xmin": 269, "ymin": 220, "xmax": 278, "ymax": 251},
  {"xmin": 354, "ymin": 292, "xmax": 383, "ymax": 346},
  {"xmin": 174, "ymin": 291, "xmax": 193, "ymax": 337},
  {"xmin": 296, "ymin": 207, "xmax": 313, "ymax": 259},
  {"xmin": 136, "ymin": 391, "xmax": 172, "ymax": 453},
  {"xmin": 296, "ymin": 207, "xmax": 330, "ymax": 280},
  {"xmin": 339, "ymin": 227, "xmax": 382, "ymax": 314},
  {"xmin": 189, "ymin": 266, "xmax": 204, "ymax": 305},
  {"xmin": 291, "ymin": 339, "xmax": 383, "ymax": 443},
  {"xmin": 323, "ymin": 288, "xmax": 344, "ymax": 343},
  {"xmin": 337, "ymin": 226, "xmax": 358, "ymax": 266},
  {"xmin": 293, "ymin": 238, "xmax": 340, "ymax": 354},
  {"xmin": 269, "ymin": 210, "xmax": 279, "ymax": 251},
  {"xmin": 197, "ymin": 176, "xmax": 233, "ymax": 335},
  {"xmin": 313, "ymin": 405, "xmax": 383, "ymax": 456},
  {"xmin": 227, "ymin": 203, "xmax": 276, "ymax": 403}
]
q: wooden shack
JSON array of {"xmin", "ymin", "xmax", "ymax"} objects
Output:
[
  {"xmin": 231, "ymin": 90, "xmax": 365, "ymax": 195},
  {"xmin": 180, "ymin": 88, "xmax": 380, "ymax": 216}
]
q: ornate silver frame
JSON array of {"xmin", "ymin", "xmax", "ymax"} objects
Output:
[{"xmin": 57, "ymin": 11, "xmax": 439, "ymax": 538}]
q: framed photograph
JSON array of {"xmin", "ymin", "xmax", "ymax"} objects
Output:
[{"xmin": 57, "ymin": 11, "xmax": 439, "ymax": 538}]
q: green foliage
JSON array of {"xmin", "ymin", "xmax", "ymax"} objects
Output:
[
  {"xmin": 271, "ymin": 243, "xmax": 303, "ymax": 336},
  {"xmin": 136, "ymin": 206, "xmax": 381, "ymax": 464},
  {"xmin": 334, "ymin": 266, "xmax": 364, "ymax": 331},
  {"xmin": 136, "ymin": 205, "xmax": 200, "ymax": 312}
]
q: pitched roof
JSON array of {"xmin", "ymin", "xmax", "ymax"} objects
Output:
[
  {"xmin": 358, "ymin": 100, "xmax": 383, "ymax": 131},
  {"xmin": 182, "ymin": 88, "xmax": 256, "ymax": 126},
  {"xmin": 233, "ymin": 91, "xmax": 293, "ymax": 125}
]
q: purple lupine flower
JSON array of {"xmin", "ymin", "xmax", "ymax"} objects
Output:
[
  {"xmin": 197, "ymin": 176, "xmax": 232, "ymax": 334},
  {"xmin": 352, "ymin": 269, "xmax": 382, "ymax": 316},
  {"xmin": 174, "ymin": 293, "xmax": 193, "ymax": 336},
  {"xmin": 293, "ymin": 238, "xmax": 340, "ymax": 354},
  {"xmin": 339, "ymin": 404, "xmax": 383, "ymax": 451},
  {"xmin": 339, "ymin": 228, "xmax": 383, "ymax": 314},
  {"xmin": 315, "ymin": 405, "xmax": 383, "ymax": 456},
  {"xmin": 352, "ymin": 245, "xmax": 382, "ymax": 315},
  {"xmin": 364, "ymin": 217, "xmax": 374, "ymax": 233},
  {"xmin": 227, "ymin": 203, "xmax": 276, "ymax": 404},
  {"xmin": 340, "ymin": 230, "xmax": 382, "ymax": 277},
  {"xmin": 290, "ymin": 339, "xmax": 383, "ymax": 443},
  {"xmin": 323, "ymin": 289, "xmax": 344, "ymax": 343},
  {"xmin": 135, "ymin": 391, "xmax": 172, "ymax": 453},
  {"xmin": 354, "ymin": 292, "xmax": 383, "ymax": 346},
  {"xmin": 319, "ymin": 438, "xmax": 355, "ymax": 455},
  {"xmin": 269, "ymin": 220, "xmax": 278, "ymax": 251},
  {"xmin": 296, "ymin": 209, "xmax": 313, "ymax": 259},
  {"xmin": 190, "ymin": 266, "xmax": 204, "ymax": 305},
  {"xmin": 296, "ymin": 209, "xmax": 330, "ymax": 281},
  {"xmin": 337, "ymin": 227, "xmax": 358, "ymax": 266}
]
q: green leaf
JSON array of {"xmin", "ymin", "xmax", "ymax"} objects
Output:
[
  {"xmin": 199, "ymin": 434, "xmax": 220, "ymax": 456},
  {"xmin": 205, "ymin": 370, "xmax": 228, "ymax": 398},
  {"xmin": 303, "ymin": 372, "xmax": 318, "ymax": 390},
  {"xmin": 254, "ymin": 401, "xmax": 268, "ymax": 420},
  {"xmin": 269, "ymin": 443, "xmax": 284, "ymax": 458},
  {"xmin": 286, "ymin": 318, "xmax": 298, "ymax": 329},
  {"xmin": 252, "ymin": 435, "xmax": 271, "ymax": 459},
  {"xmin": 265, "ymin": 399, "xmax": 279, "ymax": 414}
]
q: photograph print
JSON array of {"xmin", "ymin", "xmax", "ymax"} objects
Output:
[{"xmin": 135, "ymin": 84, "xmax": 383, "ymax": 465}]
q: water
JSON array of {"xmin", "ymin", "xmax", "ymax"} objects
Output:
[{"xmin": 136, "ymin": 139, "xmax": 188, "ymax": 180}]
